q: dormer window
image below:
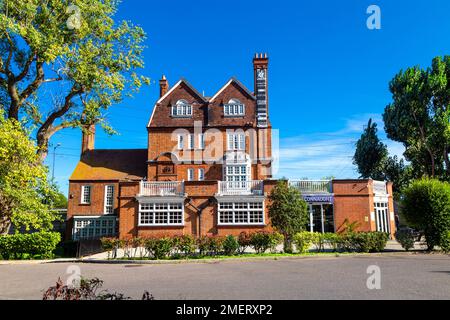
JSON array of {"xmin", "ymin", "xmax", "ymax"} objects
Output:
[
  {"xmin": 224, "ymin": 99, "xmax": 245, "ymax": 117},
  {"xmin": 171, "ymin": 99, "xmax": 192, "ymax": 117}
]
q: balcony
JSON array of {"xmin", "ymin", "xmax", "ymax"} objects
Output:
[
  {"xmin": 139, "ymin": 181, "xmax": 185, "ymax": 197},
  {"xmin": 289, "ymin": 180, "xmax": 332, "ymax": 194},
  {"xmin": 218, "ymin": 180, "xmax": 264, "ymax": 196}
]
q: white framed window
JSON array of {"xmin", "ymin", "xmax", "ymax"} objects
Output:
[
  {"xmin": 218, "ymin": 201, "xmax": 264, "ymax": 225},
  {"xmin": 188, "ymin": 134, "xmax": 194, "ymax": 150},
  {"xmin": 171, "ymin": 99, "xmax": 192, "ymax": 117},
  {"xmin": 177, "ymin": 134, "xmax": 184, "ymax": 150},
  {"xmin": 104, "ymin": 185, "xmax": 114, "ymax": 214},
  {"xmin": 227, "ymin": 133, "xmax": 245, "ymax": 151},
  {"xmin": 72, "ymin": 216, "xmax": 116, "ymax": 240},
  {"xmin": 187, "ymin": 168, "xmax": 194, "ymax": 181},
  {"xmin": 81, "ymin": 185, "xmax": 91, "ymax": 204},
  {"xmin": 139, "ymin": 202, "xmax": 184, "ymax": 226},
  {"xmin": 198, "ymin": 133, "xmax": 205, "ymax": 149},
  {"xmin": 224, "ymin": 99, "xmax": 245, "ymax": 116},
  {"xmin": 198, "ymin": 168, "xmax": 205, "ymax": 181}
]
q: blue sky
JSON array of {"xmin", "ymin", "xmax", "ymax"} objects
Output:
[{"xmin": 47, "ymin": 0, "xmax": 450, "ymax": 195}]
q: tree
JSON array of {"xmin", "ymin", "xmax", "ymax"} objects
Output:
[
  {"xmin": 401, "ymin": 179, "xmax": 450, "ymax": 250},
  {"xmin": 0, "ymin": 0, "xmax": 149, "ymax": 161},
  {"xmin": 268, "ymin": 181, "xmax": 309, "ymax": 253},
  {"xmin": 353, "ymin": 118, "xmax": 388, "ymax": 180},
  {"xmin": 383, "ymin": 155, "xmax": 412, "ymax": 197},
  {"xmin": 0, "ymin": 114, "xmax": 59, "ymax": 234},
  {"xmin": 383, "ymin": 56, "xmax": 450, "ymax": 179}
]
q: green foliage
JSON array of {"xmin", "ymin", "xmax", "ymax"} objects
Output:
[
  {"xmin": 383, "ymin": 56, "xmax": 450, "ymax": 179},
  {"xmin": 0, "ymin": 231, "xmax": 61, "ymax": 259},
  {"xmin": 268, "ymin": 181, "xmax": 309, "ymax": 252},
  {"xmin": 353, "ymin": 118, "xmax": 388, "ymax": 180},
  {"xmin": 395, "ymin": 229, "xmax": 416, "ymax": 251},
  {"xmin": 144, "ymin": 237, "xmax": 173, "ymax": 260},
  {"xmin": 440, "ymin": 231, "xmax": 450, "ymax": 253},
  {"xmin": 0, "ymin": 0, "xmax": 149, "ymax": 160},
  {"xmin": 293, "ymin": 231, "xmax": 388, "ymax": 254},
  {"xmin": 293, "ymin": 231, "xmax": 313, "ymax": 254},
  {"xmin": 237, "ymin": 231, "xmax": 252, "ymax": 254},
  {"xmin": 401, "ymin": 179, "xmax": 450, "ymax": 250},
  {"xmin": 248, "ymin": 231, "xmax": 282, "ymax": 254},
  {"xmin": 0, "ymin": 115, "xmax": 59, "ymax": 234},
  {"xmin": 174, "ymin": 234, "xmax": 196, "ymax": 255},
  {"xmin": 223, "ymin": 235, "xmax": 239, "ymax": 256}
]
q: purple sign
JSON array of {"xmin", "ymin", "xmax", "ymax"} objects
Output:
[{"xmin": 303, "ymin": 195, "xmax": 334, "ymax": 203}]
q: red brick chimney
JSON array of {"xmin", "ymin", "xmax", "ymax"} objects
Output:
[
  {"xmin": 253, "ymin": 53, "xmax": 269, "ymax": 127},
  {"xmin": 159, "ymin": 75, "xmax": 169, "ymax": 97},
  {"xmin": 81, "ymin": 124, "xmax": 95, "ymax": 155}
]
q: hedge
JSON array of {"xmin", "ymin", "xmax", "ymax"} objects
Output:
[
  {"xmin": 293, "ymin": 231, "xmax": 388, "ymax": 253},
  {"xmin": 0, "ymin": 232, "xmax": 61, "ymax": 260}
]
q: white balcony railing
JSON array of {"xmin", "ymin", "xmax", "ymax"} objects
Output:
[
  {"xmin": 218, "ymin": 180, "xmax": 264, "ymax": 196},
  {"xmin": 289, "ymin": 180, "xmax": 332, "ymax": 194},
  {"xmin": 373, "ymin": 180, "xmax": 387, "ymax": 195},
  {"xmin": 139, "ymin": 181, "xmax": 185, "ymax": 197}
]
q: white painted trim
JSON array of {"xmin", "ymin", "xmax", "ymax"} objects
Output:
[
  {"xmin": 80, "ymin": 185, "xmax": 91, "ymax": 204},
  {"xmin": 137, "ymin": 201, "xmax": 185, "ymax": 227},
  {"xmin": 103, "ymin": 185, "xmax": 114, "ymax": 215}
]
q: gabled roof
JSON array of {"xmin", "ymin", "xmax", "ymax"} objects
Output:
[
  {"xmin": 156, "ymin": 78, "xmax": 208, "ymax": 104},
  {"xmin": 148, "ymin": 78, "xmax": 208, "ymax": 127},
  {"xmin": 209, "ymin": 77, "xmax": 256, "ymax": 102},
  {"xmin": 70, "ymin": 149, "xmax": 147, "ymax": 181}
]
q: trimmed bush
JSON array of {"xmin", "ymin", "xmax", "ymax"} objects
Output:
[
  {"xmin": 174, "ymin": 234, "xmax": 196, "ymax": 255},
  {"xmin": 237, "ymin": 232, "xmax": 252, "ymax": 253},
  {"xmin": 249, "ymin": 231, "xmax": 273, "ymax": 254},
  {"xmin": 395, "ymin": 229, "xmax": 416, "ymax": 251},
  {"xmin": 268, "ymin": 232, "xmax": 284, "ymax": 253},
  {"xmin": 402, "ymin": 179, "xmax": 450, "ymax": 250},
  {"xmin": 293, "ymin": 232, "xmax": 313, "ymax": 254},
  {"xmin": 0, "ymin": 232, "xmax": 61, "ymax": 260},
  {"xmin": 144, "ymin": 237, "xmax": 173, "ymax": 259},
  {"xmin": 223, "ymin": 235, "xmax": 239, "ymax": 255}
]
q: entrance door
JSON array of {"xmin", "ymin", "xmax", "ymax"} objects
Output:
[
  {"xmin": 375, "ymin": 202, "xmax": 390, "ymax": 233},
  {"xmin": 308, "ymin": 204, "xmax": 335, "ymax": 233}
]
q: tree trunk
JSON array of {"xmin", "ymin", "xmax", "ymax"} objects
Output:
[
  {"xmin": 0, "ymin": 217, "xmax": 12, "ymax": 235},
  {"xmin": 283, "ymin": 234, "xmax": 293, "ymax": 253}
]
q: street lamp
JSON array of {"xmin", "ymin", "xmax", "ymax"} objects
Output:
[{"xmin": 52, "ymin": 143, "xmax": 61, "ymax": 181}]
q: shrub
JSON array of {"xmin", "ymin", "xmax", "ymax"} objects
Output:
[
  {"xmin": 293, "ymin": 232, "xmax": 313, "ymax": 254},
  {"xmin": 174, "ymin": 235, "xmax": 196, "ymax": 256},
  {"xmin": 342, "ymin": 232, "xmax": 388, "ymax": 253},
  {"xmin": 237, "ymin": 232, "xmax": 252, "ymax": 253},
  {"xmin": 0, "ymin": 232, "xmax": 61, "ymax": 260},
  {"xmin": 323, "ymin": 233, "xmax": 340, "ymax": 252},
  {"xmin": 440, "ymin": 231, "xmax": 450, "ymax": 253},
  {"xmin": 144, "ymin": 237, "xmax": 174, "ymax": 259},
  {"xmin": 249, "ymin": 231, "xmax": 273, "ymax": 254},
  {"xmin": 207, "ymin": 236, "xmax": 225, "ymax": 256},
  {"xmin": 268, "ymin": 232, "xmax": 284, "ymax": 253},
  {"xmin": 402, "ymin": 179, "xmax": 450, "ymax": 250},
  {"xmin": 197, "ymin": 236, "xmax": 209, "ymax": 256},
  {"xmin": 309, "ymin": 232, "xmax": 325, "ymax": 252},
  {"xmin": 395, "ymin": 229, "xmax": 415, "ymax": 251},
  {"xmin": 223, "ymin": 235, "xmax": 239, "ymax": 256}
]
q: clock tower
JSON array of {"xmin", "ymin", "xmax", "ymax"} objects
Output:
[{"xmin": 253, "ymin": 53, "xmax": 269, "ymax": 128}]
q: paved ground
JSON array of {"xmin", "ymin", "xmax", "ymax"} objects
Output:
[{"xmin": 0, "ymin": 253, "xmax": 449, "ymax": 300}]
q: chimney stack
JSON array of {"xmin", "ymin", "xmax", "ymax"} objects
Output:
[
  {"xmin": 81, "ymin": 124, "xmax": 95, "ymax": 155},
  {"xmin": 253, "ymin": 53, "xmax": 269, "ymax": 128},
  {"xmin": 159, "ymin": 75, "xmax": 169, "ymax": 97}
]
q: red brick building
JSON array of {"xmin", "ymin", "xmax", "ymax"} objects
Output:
[{"xmin": 67, "ymin": 54, "xmax": 396, "ymax": 241}]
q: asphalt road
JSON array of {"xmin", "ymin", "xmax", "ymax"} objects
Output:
[{"xmin": 0, "ymin": 254, "xmax": 449, "ymax": 300}]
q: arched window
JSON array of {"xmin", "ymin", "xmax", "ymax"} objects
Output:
[
  {"xmin": 224, "ymin": 98, "xmax": 245, "ymax": 116},
  {"xmin": 171, "ymin": 99, "xmax": 192, "ymax": 117}
]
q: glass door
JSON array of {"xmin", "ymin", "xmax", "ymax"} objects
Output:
[{"xmin": 375, "ymin": 202, "xmax": 390, "ymax": 234}]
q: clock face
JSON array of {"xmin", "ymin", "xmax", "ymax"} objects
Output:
[{"xmin": 257, "ymin": 69, "xmax": 266, "ymax": 79}]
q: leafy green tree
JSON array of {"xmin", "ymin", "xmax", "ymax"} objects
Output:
[
  {"xmin": 0, "ymin": 0, "xmax": 149, "ymax": 161},
  {"xmin": 0, "ymin": 114, "xmax": 59, "ymax": 234},
  {"xmin": 383, "ymin": 56, "xmax": 450, "ymax": 178},
  {"xmin": 268, "ymin": 181, "xmax": 309, "ymax": 253},
  {"xmin": 402, "ymin": 179, "xmax": 450, "ymax": 250},
  {"xmin": 383, "ymin": 155, "xmax": 412, "ymax": 197},
  {"xmin": 353, "ymin": 118, "xmax": 388, "ymax": 180},
  {"xmin": 51, "ymin": 189, "xmax": 68, "ymax": 209}
]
